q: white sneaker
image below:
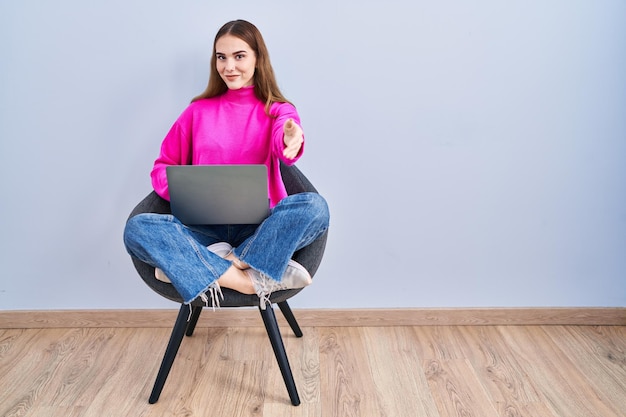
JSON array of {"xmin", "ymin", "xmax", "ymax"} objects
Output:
[
  {"xmin": 206, "ymin": 242, "xmax": 233, "ymax": 257},
  {"xmin": 154, "ymin": 267, "xmax": 171, "ymax": 283},
  {"xmin": 154, "ymin": 242, "xmax": 234, "ymax": 283},
  {"xmin": 247, "ymin": 260, "xmax": 312, "ymax": 309}
]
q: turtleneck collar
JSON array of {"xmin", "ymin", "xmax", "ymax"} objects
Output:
[{"xmin": 223, "ymin": 85, "xmax": 258, "ymax": 104}]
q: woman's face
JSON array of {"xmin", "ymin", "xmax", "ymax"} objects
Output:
[{"xmin": 215, "ymin": 35, "xmax": 257, "ymax": 90}]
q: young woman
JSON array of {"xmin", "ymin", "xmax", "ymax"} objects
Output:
[{"xmin": 124, "ymin": 20, "xmax": 329, "ymax": 309}]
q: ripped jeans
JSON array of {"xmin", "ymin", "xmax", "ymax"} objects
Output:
[{"xmin": 123, "ymin": 192, "xmax": 330, "ymax": 305}]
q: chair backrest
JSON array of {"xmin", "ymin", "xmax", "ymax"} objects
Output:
[
  {"xmin": 279, "ymin": 164, "xmax": 328, "ymax": 278},
  {"xmin": 127, "ymin": 163, "xmax": 328, "ymax": 306}
]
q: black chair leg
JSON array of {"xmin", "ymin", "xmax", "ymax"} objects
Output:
[
  {"xmin": 149, "ymin": 304, "xmax": 189, "ymax": 404},
  {"xmin": 186, "ymin": 305, "xmax": 203, "ymax": 336},
  {"xmin": 277, "ymin": 301, "xmax": 303, "ymax": 337},
  {"xmin": 259, "ymin": 305, "xmax": 301, "ymax": 406}
]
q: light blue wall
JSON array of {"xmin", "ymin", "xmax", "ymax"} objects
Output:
[{"xmin": 1, "ymin": 1, "xmax": 624, "ymax": 310}]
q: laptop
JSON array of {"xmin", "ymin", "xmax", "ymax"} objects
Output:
[{"xmin": 166, "ymin": 164, "xmax": 270, "ymax": 225}]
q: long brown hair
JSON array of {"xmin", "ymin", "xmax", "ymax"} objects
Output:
[{"xmin": 192, "ymin": 20, "xmax": 292, "ymax": 115}]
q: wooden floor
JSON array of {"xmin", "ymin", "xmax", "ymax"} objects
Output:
[{"xmin": 1, "ymin": 320, "xmax": 625, "ymax": 416}]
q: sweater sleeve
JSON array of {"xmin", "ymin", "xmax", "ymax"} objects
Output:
[
  {"xmin": 270, "ymin": 102, "xmax": 305, "ymax": 165},
  {"xmin": 150, "ymin": 115, "xmax": 193, "ymax": 201}
]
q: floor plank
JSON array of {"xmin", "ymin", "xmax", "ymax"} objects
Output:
[
  {"xmin": 497, "ymin": 326, "xmax": 624, "ymax": 417},
  {"xmin": 319, "ymin": 327, "xmax": 382, "ymax": 417},
  {"xmin": 544, "ymin": 326, "xmax": 626, "ymax": 412},
  {"xmin": 455, "ymin": 326, "xmax": 554, "ymax": 416},
  {"xmin": 362, "ymin": 326, "xmax": 440, "ymax": 417}
]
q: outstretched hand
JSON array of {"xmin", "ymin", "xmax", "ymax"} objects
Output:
[{"xmin": 283, "ymin": 119, "xmax": 303, "ymax": 159}]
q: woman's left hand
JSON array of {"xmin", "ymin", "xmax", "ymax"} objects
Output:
[{"xmin": 283, "ymin": 119, "xmax": 303, "ymax": 159}]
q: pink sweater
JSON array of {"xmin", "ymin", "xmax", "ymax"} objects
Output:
[{"xmin": 151, "ymin": 86, "xmax": 303, "ymax": 207}]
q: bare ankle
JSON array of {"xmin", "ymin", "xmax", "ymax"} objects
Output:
[{"xmin": 217, "ymin": 266, "xmax": 255, "ymax": 294}]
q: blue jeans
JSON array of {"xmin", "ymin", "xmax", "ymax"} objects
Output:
[{"xmin": 123, "ymin": 192, "xmax": 329, "ymax": 304}]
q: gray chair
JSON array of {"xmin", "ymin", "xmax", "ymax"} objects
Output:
[{"xmin": 126, "ymin": 164, "xmax": 327, "ymax": 406}]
